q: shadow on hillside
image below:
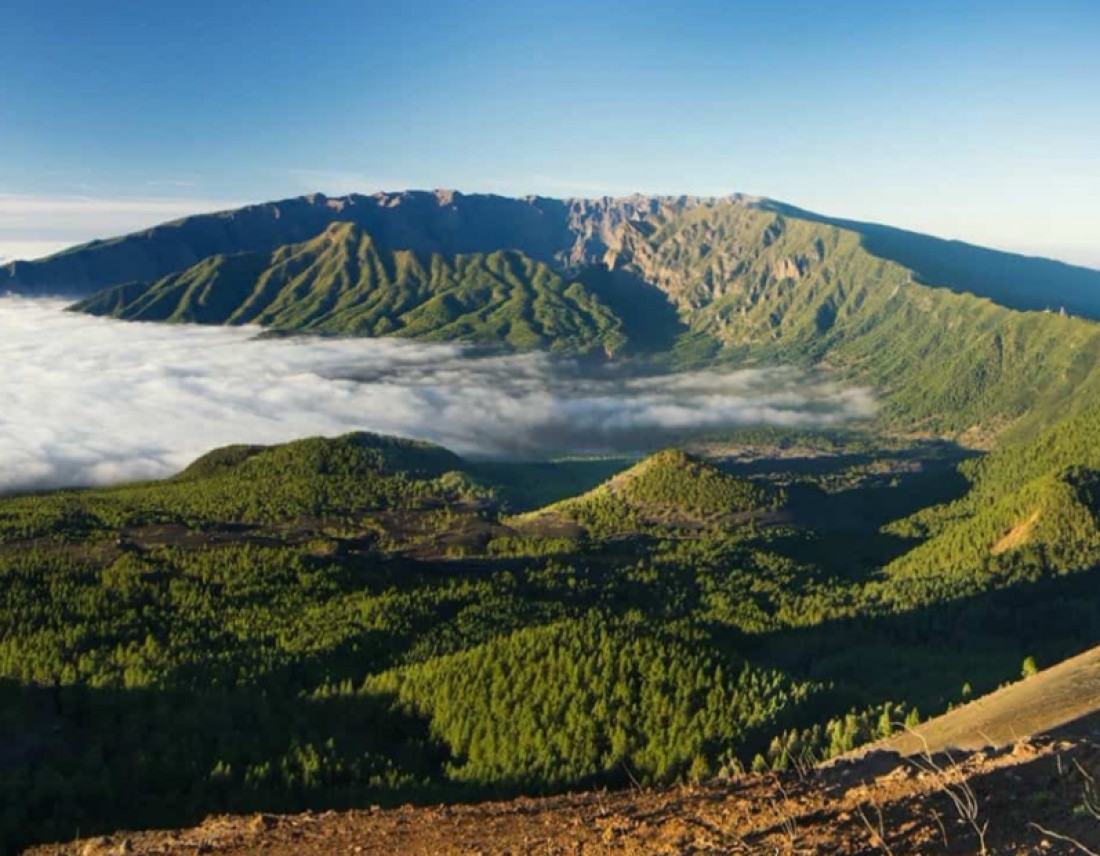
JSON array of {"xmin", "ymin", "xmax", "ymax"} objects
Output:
[
  {"xmin": 755, "ymin": 528, "xmax": 915, "ymax": 581},
  {"xmin": 718, "ymin": 438, "xmax": 976, "ymax": 479},
  {"xmin": 576, "ymin": 266, "xmax": 687, "ymax": 353},
  {"xmin": 468, "ymin": 456, "xmax": 635, "ymax": 511},
  {"xmin": 0, "ymin": 672, "xmax": 455, "ymax": 852},
  {"xmin": 761, "ymin": 200, "xmax": 1100, "ymax": 319},
  {"xmin": 5, "ymin": 550, "xmax": 1100, "ymax": 850},
  {"xmin": 715, "ymin": 440, "xmax": 974, "ymax": 546},
  {"xmin": 736, "ymin": 568, "xmax": 1100, "ymax": 740},
  {"xmin": 782, "ymin": 465, "xmax": 973, "ymax": 532}
]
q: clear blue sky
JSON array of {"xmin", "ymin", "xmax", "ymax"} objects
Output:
[{"xmin": 0, "ymin": 0, "xmax": 1097, "ymax": 266}]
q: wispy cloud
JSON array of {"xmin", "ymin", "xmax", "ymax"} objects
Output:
[
  {"xmin": 285, "ymin": 169, "xmax": 414, "ymax": 196},
  {"xmin": 0, "ymin": 192, "xmax": 244, "ymax": 260},
  {"xmin": 143, "ymin": 178, "xmax": 200, "ymax": 189},
  {"xmin": 0, "ymin": 298, "xmax": 875, "ymax": 492},
  {"xmin": 0, "ymin": 240, "xmax": 74, "ymax": 262},
  {"xmin": 0, "ymin": 192, "xmax": 241, "ymax": 217}
]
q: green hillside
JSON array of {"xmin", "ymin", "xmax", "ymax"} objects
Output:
[
  {"xmin": 0, "ymin": 432, "xmax": 487, "ymax": 545},
  {"xmin": 514, "ymin": 449, "xmax": 782, "ymax": 537},
  {"xmin": 878, "ymin": 402, "xmax": 1100, "ymax": 606},
  {"xmin": 617, "ymin": 202, "xmax": 1100, "ymax": 436},
  {"xmin": 65, "ymin": 196, "xmax": 1100, "ymax": 439},
  {"xmin": 366, "ymin": 616, "xmax": 810, "ymax": 787},
  {"xmin": 9, "ymin": 190, "xmax": 1100, "ymax": 850},
  {"xmin": 4, "ymin": 430, "xmax": 1100, "ymax": 849},
  {"xmin": 764, "ymin": 199, "xmax": 1100, "ymax": 319},
  {"xmin": 74, "ymin": 221, "xmax": 629, "ymax": 356}
]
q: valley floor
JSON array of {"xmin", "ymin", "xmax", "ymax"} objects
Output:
[{"xmin": 33, "ymin": 715, "xmax": 1100, "ymax": 856}]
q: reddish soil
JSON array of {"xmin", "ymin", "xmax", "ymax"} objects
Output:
[{"xmin": 29, "ymin": 717, "xmax": 1100, "ymax": 856}]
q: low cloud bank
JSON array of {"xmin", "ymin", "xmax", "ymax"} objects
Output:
[
  {"xmin": 0, "ymin": 192, "xmax": 243, "ymax": 261},
  {"xmin": 0, "ymin": 298, "xmax": 876, "ymax": 492}
]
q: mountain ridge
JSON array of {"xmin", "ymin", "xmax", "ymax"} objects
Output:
[
  {"xmin": 5, "ymin": 189, "xmax": 1098, "ymax": 313},
  {"xmin": 761, "ymin": 199, "xmax": 1100, "ymax": 317},
  {"xmin": 0, "ymin": 190, "xmax": 726, "ymax": 297},
  {"xmin": 9, "ymin": 189, "xmax": 1100, "ymax": 440},
  {"xmin": 72, "ymin": 220, "xmax": 630, "ymax": 354}
]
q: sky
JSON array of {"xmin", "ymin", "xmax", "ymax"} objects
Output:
[{"xmin": 0, "ymin": 0, "xmax": 1097, "ymax": 266}]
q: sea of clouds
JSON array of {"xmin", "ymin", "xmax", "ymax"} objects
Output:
[{"xmin": 0, "ymin": 297, "xmax": 877, "ymax": 492}]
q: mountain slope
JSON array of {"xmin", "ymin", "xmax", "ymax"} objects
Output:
[
  {"xmin": 878, "ymin": 402, "xmax": 1100, "ymax": 606},
  {"xmin": 765, "ymin": 199, "xmax": 1100, "ymax": 318},
  {"xmin": 0, "ymin": 190, "xmax": 694, "ymax": 297},
  {"xmin": 49, "ymin": 192, "xmax": 1100, "ymax": 437},
  {"xmin": 513, "ymin": 449, "xmax": 783, "ymax": 537},
  {"xmin": 73, "ymin": 221, "xmax": 628, "ymax": 354},
  {"xmin": 607, "ymin": 200, "xmax": 1100, "ymax": 435},
  {"xmin": 6, "ymin": 190, "xmax": 1099, "ymax": 319},
  {"xmin": 27, "ymin": 692, "xmax": 1100, "ymax": 855},
  {"xmin": 876, "ymin": 643, "xmax": 1100, "ymax": 755}
]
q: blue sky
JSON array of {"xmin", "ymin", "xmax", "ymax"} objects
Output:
[{"xmin": 0, "ymin": 0, "xmax": 1097, "ymax": 266}]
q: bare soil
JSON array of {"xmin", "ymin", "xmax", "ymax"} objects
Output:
[
  {"xmin": 28, "ymin": 716, "xmax": 1100, "ymax": 856},
  {"xmin": 876, "ymin": 644, "xmax": 1100, "ymax": 756}
]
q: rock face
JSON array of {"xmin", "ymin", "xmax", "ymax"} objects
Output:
[
  {"xmin": 6, "ymin": 187, "xmax": 1100, "ymax": 321},
  {"xmin": 0, "ymin": 191, "xmax": 774, "ymax": 300},
  {"xmin": 0, "ymin": 190, "xmax": 717, "ymax": 298}
]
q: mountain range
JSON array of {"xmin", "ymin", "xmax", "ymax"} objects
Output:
[
  {"xmin": 5, "ymin": 190, "xmax": 1100, "ymax": 851},
  {"xmin": 6, "ymin": 190, "xmax": 1100, "ymax": 315},
  {"xmin": 5, "ymin": 189, "xmax": 1100, "ymax": 438}
]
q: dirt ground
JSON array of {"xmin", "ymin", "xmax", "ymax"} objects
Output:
[
  {"xmin": 878, "ymin": 644, "xmax": 1100, "ymax": 757},
  {"xmin": 28, "ymin": 716, "xmax": 1100, "ymax": 856}
]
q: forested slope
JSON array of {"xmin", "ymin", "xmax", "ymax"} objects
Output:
[
  {"xmin": 59, "ymin": 194, "xmax": 1100, "ymax": 438},
  {"xmin": 879, "ymin": 402, "xmax": 1100, "ymax": 603},
  {"xmin": 616, "ymin": 202, "xmax": 1100, "ymax": 436},
  {"xmin": 3, "ymin": 430, "xmax": 1100, "ymax": 850},
  {"xmin": 74, "ymin": 222, "xmax": 628, "ymax": 355}
]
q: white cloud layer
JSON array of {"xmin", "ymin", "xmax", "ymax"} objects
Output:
[
  {"xmin": 0, "ymin": 193, "xmax": 244, "ymax": 260},
  {"xmin": 0, "ymin": 299, "xmax": 876, "ymax": 492}
]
